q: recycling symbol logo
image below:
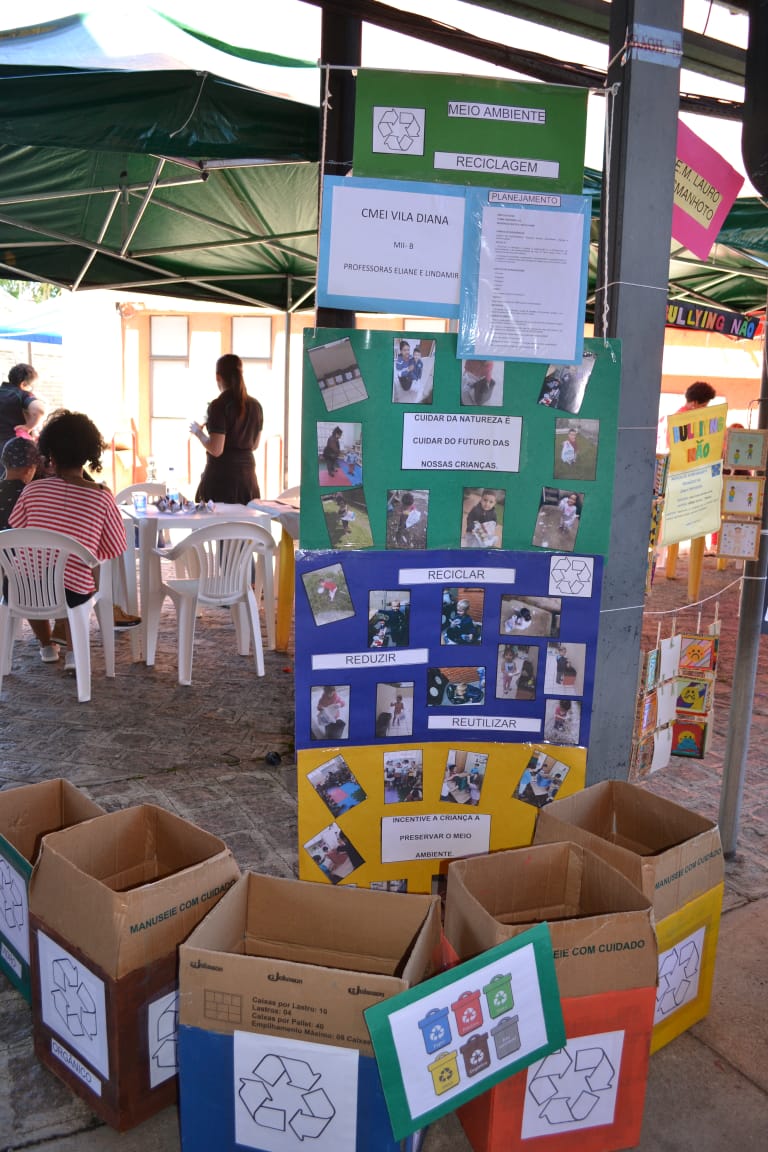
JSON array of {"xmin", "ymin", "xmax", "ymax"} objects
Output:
[
  {"xmin": 430, "ymin": 1024, "xmax": 446, "ymax": 1043},
  {"xmin": 656, "ymin": 937, "xmax": 701, "ymax": 1017},
  {"xmin": 528, "ymin": 1042, "xmax": 617, "ymax": 1127},
  {"xmin": 50, "ymin": 956, "xmax": 97, "ymax": 1039},
  {"xmin": 438, "ymin": 1066, "xmax": 454, "ymax": 1084},
  {"xmin": 469, "ymin": 1049, "xmax": 485, "ymax": 1067},
  {"xmin": 462, "ymin": 1007, "xmax": 477, "ymax": 1025},
  {"xmin": 239, "ymin": 1053, "xmax": 335, "ymax": 1140},
  {"xmin": 373, "ymin": 106, "xmax": 425, "ymax": 155},
  {"xmin": 151, "ymin": 992, "xmax": 179, "ymax": 1073},
  {"xmin": 549, "ymin": 556, "xmax": 594, "ymax": 598},
  {"xmin": 493, "ymin": 990, "xmax": 507, "ymax": 1009},
  {"xmin": 0, "ymin": 860, "xmax": 24, "ymax": 930}
]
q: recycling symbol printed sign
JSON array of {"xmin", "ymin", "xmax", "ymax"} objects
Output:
[
  {"xmin": 234, "ymin": 1033, "xmax": 359, "ymax": 1152},
  {"xmin": 51, "ymin": 956, "xmax": 98, "ymax": 1039},
  {"xmin": 522, "ymin": 1030, "xmax": 625, "ymax": 1138},
  {"xmin": 549, "ymin": 556, "xmax": 594, "ymax": 598},
  {"xmin": 655, "ymin": 927, "xmax": 704, "ymax": 1022},
  {"xmin": 148, "ymin": 990, "xmax": 180, "ymax": 1088},
  {"xmin": 0, "ymin": 860, "xmax": 25, "ymax": 932},
  {"xmin": 373, "ymin": 106, "xmax": 425, "ymax": 155}
]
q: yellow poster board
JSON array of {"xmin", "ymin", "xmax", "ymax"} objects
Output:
[
  {"xmin": 666, "ymin": 402, "xmax": 727, "ymax": 474},
  {"xmin": 297, "ymin": 741, "xmax": 587, "ymax": 894}
]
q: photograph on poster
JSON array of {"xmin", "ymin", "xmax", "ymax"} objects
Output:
[
  {"xmin": 441, "ymin": 588, "xmax": 484, "ymax": 645},
  {"xmin": 307, "ymin": 754, "xmax": 367, "ymax": 816},
  {"xmin": 460, "ymin": 359, "xmax": 504, "ymax": 407},
  {"xmin": 376, "ymin": 682, "xmax": 415, "ymax": 737},
  {"xmin": 679, "ymin": 633, "xmax": 719, "ymax": 673},
  {"xmin": 307, "ymin": 336, "xmax": 368, "ymax": 411},
  {"xmin": 500, "ymin": 594, "xmax": 561, "ymax": 638},
  {"xmin": 553, "ymin": 418, "xmax": 599, "ymax": 482},
  {"xmin": 537, "ymin": 353, "xmax": 595, "ymax": 413},
  {"xmin": 544, "ymin": 642, "xmax": 586, "ymax": 696},
  {"xmin": 370, "ymin": 879, "xmax": 408, "ymax": 892},
  {"xmin": 310, "ymin": 684, "xmax": 350, "ymax": 741},
  {"xmin": 671, "ymin": 719, "xmax": 708, "ymax": 758},
  {"xmin": 440, "ymin": 749, "xmax": 488, "ymax": 806},
  {"xmin": 301, "ymin": 562, "xmax": 355, "ymax": 626},
  {"xmin": 675, "ymin": 676, "xmax": 713, "ymax": 715},
  {"xmin": 369, "ymin": 591, "xmax": 411, "ymax": 648},
  {"xmin": 513, "ymin": 749, "xmax": 570, "ymax": 808},
  {"xmin": 304, "ymin": 821, "xmax": 366, "ymax": 884},
  {"xmin": 497, "ymin": 644, "xmax": 538, "ymax": 700},
  {"xmin": 317, "ymin": 421, "xmax": 363, "ymax": 486},
  {"xmin": 387, "ymin": 489, "xmax": 429, "ymax": 549},
  {"xmin": 721, "ymin": 475, "xmax": 764, "ymax": 519},
  {"xmin": 321, "ymin": 487, "xmax": 374, "ymax": 548},
  {"xmin": 384, "ymin": 751, "xmax": 424, "ymax": 804},
  {"xmin": 393, "ymin": 338, "xmax": 436, "ymax": 405},
  {"xmin": 724, "ymin": 428, "xmax": 768, "ymax": 471},
  {"xmin": 543, "ymin": 698, "xmax": 581, "ymax": 744},
  {"xmin": 461, "ymin": 487, "xmax": 504, "ymax": 549},
  {"xmin": 532, "ymin": 488, "xmax": 584, "ymax": 552},
  {"xmin": 426, "ymin": 667, "xmax": 485, "ymax": 707},
  {"xmin": 717, "ymin": 518, "xmax": 760, "ymax": 559}
]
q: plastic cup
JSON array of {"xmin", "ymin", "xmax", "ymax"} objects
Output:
[{"xmin": 131, "ymin": 491, "xmax": 148, "ymax": 514}]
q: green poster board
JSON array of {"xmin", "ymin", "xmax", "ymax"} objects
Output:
[
  {"xmin": 353, "ymin": 71, "xmax": 587, "ymax": 194},
  {"xmin": 301, "ymin": 329, "xmax": 620, "ymax": 557}
]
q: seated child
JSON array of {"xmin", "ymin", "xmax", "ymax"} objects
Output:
[{"xmin": 465, "ymin": 489, "xmax": 500, "ymax": 547}]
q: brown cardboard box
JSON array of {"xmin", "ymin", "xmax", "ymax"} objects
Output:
[
  {"xmin": 444, "ymin": 843, "xmax": 658, "ymax": 1152},
  {"xmin": 532, "ymin": 780, "xmax": 725, "ymax": 1050},
  {"xmin": 532, "ymin": 780, "xmax": 723, "ymax": 921},
  {"xmin": 0, "ymin": 779, "xmax": 103, "ymax": 1001},
  {"xmin": 177, "ymin": 872, "xmax": 442, "ymax": 1152},
  {"xmin": 28, "ymin": 803, "xmax": 240, "ymax": 1131}
]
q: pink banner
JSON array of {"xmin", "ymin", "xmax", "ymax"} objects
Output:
[{"xmin": 672, "ymin": 121, "xmax": 744, "ymax": 260}]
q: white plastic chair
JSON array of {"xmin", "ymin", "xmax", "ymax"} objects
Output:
[
  {"xmin": 0, "ymin": 528, "xmax": 115, "ymax": 703},
  {"xmin": 146, "ymin": 521, "xmax": 276, "ymax": 685}
]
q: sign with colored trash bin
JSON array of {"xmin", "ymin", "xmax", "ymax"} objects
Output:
[{"xmin": 364, "ymin": 923, "xmax": 564, "ymax": 1138}]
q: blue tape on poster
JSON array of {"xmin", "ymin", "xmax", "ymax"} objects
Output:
[{"xmin": 295, "ymin": 548, "xmax": 602, "ymax": 751}]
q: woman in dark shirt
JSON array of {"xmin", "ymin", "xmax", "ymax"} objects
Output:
[{"xmin": 189, "ymin": 354, "xmax": 263, "ymax": 503}]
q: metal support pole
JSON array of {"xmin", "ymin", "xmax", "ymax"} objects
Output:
[
  {"xmin": 590, "ymin": 0, "xmax": 683, "ymax": 780},
  {"xmin": 719, "ymin": 301, "xmax": 768, "ymax": 856}
]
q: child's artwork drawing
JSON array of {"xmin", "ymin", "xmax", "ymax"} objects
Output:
[
  {"xmin": 678, "ymin": 634, "xmax": 718, "ymax": 673},
  {"xmin": 671, "ymin": 719, "xmax": 707, "ymax": 759}
]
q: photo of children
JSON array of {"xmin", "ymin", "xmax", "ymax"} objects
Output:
[
  {"xmin": 307, "ymin": 755, "xmax": 367, "ymax": 817},
  {"xmin": 370, "ymin": 879, "xmax": 408, "ymax": 893},
  {"xmin": 553, "ymin": 418, "xmax": 599, "ymax": 482},
  {"xmin": 304, "ymin": 822, "xmax": 366, "ymax": 884},
  {"xmin": 460, "ymin": 359, "xmax": 503, "ymax": 407},
  {"xmin": 537, "ymin": 353, "xmax": 596, "ymax": 413},
  {"xmin": 368, "ymin": 591, "xmax": 411, "ymax": 649},
  {"xmin": 317, "ymin": 421, "xmax": 363, "ymax": 486},
  {"xmin": 321, "ymin": 487, "xmax": 374, "ymax": 548},
  {"xmin": 441, "ymin": 587, "xmax": 483, "ymax": 645},
  {"xmin": 426, "ymin": 667, "xmax": 485, "ymax": 707},
  {"xmin": 513, "ymin": 749, "xmax": 570, "ymax": 808},
  {"xmin": 543, "ymin": 698, "xmax": 581, "ymax": 744},
  {"xmin": 461, "ymin": 487, "xmax": 504, "ymax": 549},
  {"xmin": 440, "ymin": 750, "xmax": 488, "ymax": 806},
  {"xmin": 375, "ymin": 682, "xmax": 415, "ymax": 738},
  {"xmin": 500, "ymin": 595, "xmax": 561, "ymax": 638},
  {"xmin": 301, "ymin": 562, "xmax": 354, "ymax": 626},
  {"xmin": 544, "ymin": 642, "xmax": 586, "ymax": 696},
  {"xmin": 531, "ymin": 488, "xmax": 584, "ymax": 552},
  {"xmin": 307, "ymin": 337, "xmax": 368, "ymax": 411},
  {"xmin": 383, "ymin": 751, "xmax": 424, "ymax": 803},
  {"xmin": 310, "ymin": 684, "xmax": 350, "ymax": 741},
  {"xmin": 392, "ymin": 337, "xmax": 436, "ymax": 405},
  {"xmin": 497, "ymin": 644, "xmax": 538, "ymax": 700},
  {"xmin": 386, "ymin": 489, "xmax": 429, "ymax": 548}
]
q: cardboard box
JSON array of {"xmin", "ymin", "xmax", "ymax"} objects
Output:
[
  {"xmin": 533, "ymin": 780, "xmax": 724, "ymax": 1049},
  {"xmin": 28, "ymin": 803, "xmax": 240, "ymax": 1131},
  {"xmin": 444, "ymin": 843, "xmax": 657, "ymax": 1152},
  {"xmin": 178, "ymin": 871, "xmax": 442, "ymax": 1152},
  {"xmin": 0, "ymin": 779, "xmax": 103, "ymax": 1001}
]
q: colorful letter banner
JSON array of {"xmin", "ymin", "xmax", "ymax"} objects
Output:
[
  {"xmin": 353, "ymin": 70, "xmax": 587, "ymax": 195},
  {"xmin": 666, "ymin": 299, "xmax": 760, "ymax": 341},
  {"xmin": 295, "ymin": 549, "xmax": 602, "ymax": 751},
  {"xmin": 317, "ymin": 176, "xmax": 465, "ymax": 317},
  {"xmin": 364, "ymin": 926, "xmax": 565, "ymax": 1139},
  {"xmin": 459, "ymin": 188, "xmax": 591, "ymax": 364},
  {"xmin": 301, "ymin": 330, "xmax": 620, "ymax": 557},
  {"xmin": 666, "ymin": 402, "xmax": 727, "ymax": 474},
  {"xmin": 673, "ymin": 120, "xmax": 744, "ymax": 261}
]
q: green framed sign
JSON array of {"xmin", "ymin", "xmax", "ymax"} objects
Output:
[
  {"xmin": 364, "ymin": 923, "xmax": 564, "ymax": 1139},
  {"xmin": 353, "ymin": 70, "xmax": 587, "ymax": 194}
]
